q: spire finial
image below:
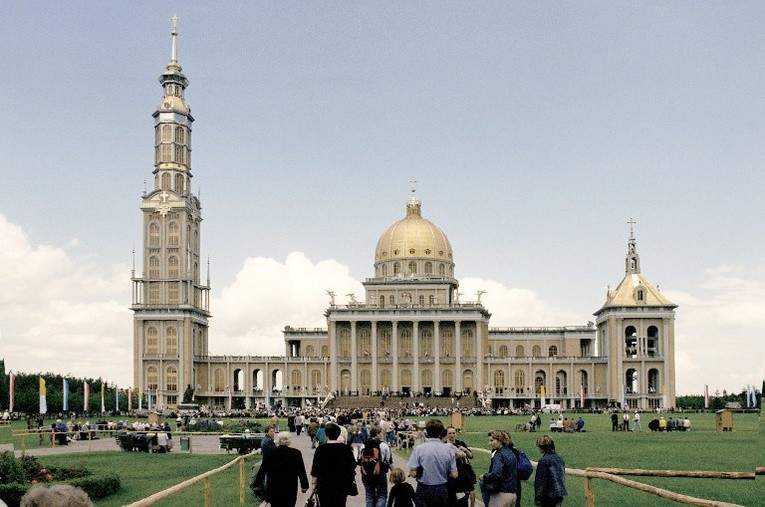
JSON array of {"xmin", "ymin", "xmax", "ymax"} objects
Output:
[
  {"xmin": 170, "ymin": 14, "xmax": 180, "ymax": 66},
  {"xmin": 406, "ymin": 180, "xmax": 421, "ymax": 217},
  {"xmin": 627, "ymin": 217, "xmax": 636, "ymax": 237},
  {"xmin": 625, "ymin": 218, "xmax": 641, "ymax": 274}
]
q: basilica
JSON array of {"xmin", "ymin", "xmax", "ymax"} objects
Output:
[{"xmin": 132, "ymin": 25, "xmax": 677, "ymax": 412}]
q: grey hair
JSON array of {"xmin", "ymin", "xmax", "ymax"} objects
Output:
[{"xmin": 275, "ymin": 432, "xmax": 292, "ymax": 447}]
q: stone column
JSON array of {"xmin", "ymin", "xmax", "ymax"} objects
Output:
[
  {"xmin": 351, "ymin": 321, "xmax": 358, "ymax": 394},
  {"xmin": 412, "ymin": 321, "xmax": 420, "ymax": 394},
  {"xmin": 433, "ymin": 321, "xmax": 441, "ymax": 393},
  {"xmin": 391, "ymin": 321, "xmax": 398, "ymax": 393},
  {"xmin": 329, "ymin": 321, "xmax": 337, "ymax": 394},
  {"xmin": 371, "ymin": 321, "xmax": 378, "ymax": 394},
  {"xmin": 455, "ymin": 320, "xmax": 462, "ymax": 393},
  {"xmin": 476, "ymin": 320, "xmax": 484, "ymax": 396}
]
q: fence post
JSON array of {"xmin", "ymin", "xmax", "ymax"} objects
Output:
[
  {"xmin": 239, "ymin": 458, "xmax": 245, "ymax": 505},
  {"xmin": 88, "ymin": 429, "xmax": 92, "ymax": 452},
  {"xmin": 584, "ymin": 472, "xmax": 595, "ymax": 507},
  {"xmin": 204, "ymin": 477, "xmax": 211, "ymax": 507}
]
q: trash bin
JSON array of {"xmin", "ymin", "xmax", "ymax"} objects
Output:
[{"xmin": 180, "ymin": 436, "xmax": 191, "ymax": 452}]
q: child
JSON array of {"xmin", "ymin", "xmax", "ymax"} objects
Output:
[{"xmin": 387, "ymin": 467, "xmax": 415, "ymax": 507}]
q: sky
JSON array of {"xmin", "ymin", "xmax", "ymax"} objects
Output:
[{"xmin": 1, "ymin": 2, "xmax": 763, "ymax": 396}]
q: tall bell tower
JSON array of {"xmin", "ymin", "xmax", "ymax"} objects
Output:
[{"xmin": 132, "ymin": 16, "xmax": 211, "ymax": 409}]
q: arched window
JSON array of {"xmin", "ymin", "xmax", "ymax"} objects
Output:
[
  {"xmin": 166, "ymin": 366, "xmax": 178, "ymax": 391},
  {"xmin": 493, "ymin": 370, "xmax": 505, "ymax": 388},
  {"xmin": 548, "ymin": 345, "xmax": 558, "ymax": 357},
  {"xmin": 146, "ymin": 327, "xmax": 158, "ymax": 353},
  {"xmin": 579, "ymin": 370, "xmax": 589, "ymax": 395},
  {"xmin": 408, "ymin": 261, "xmax": 417, "ymax": 274},
  {"xmin": 421, "ymin": 369, "xmax": 433, "ymax": 388},
  {"xmin": 166, "ymin": 327, "xmax": 177, "ymax": 355},
  {"xmin": 379, "ymin": 295, "xmax": 385, "ymax": 308},
  {"xmin": 213, "ymin": 369, "xmax": 225, "ymax": 392},
  {"xmin": 535, "ymin": 371, "xmax": 546, "ymax": 395},
  {"xmin": 532, "ymin": 345, "xmax": 542, "ymax": 357},
  {"xmin": 462, "ymin": 330, "xmax": 474, "ymax": 356},
  {"xmin": 648, "ymin": 369, "xmax": 659, "ymax": 394},
  {"xmin": 400, "ymin": 330, "xmax": 412, "ymax": 356},
  {"xmin": 168, "ymin": 256, "xmax": 179, "ymax": 278},
  {"xmin": 381, "ymin": 265, "xmax": 388, "ymax": 276},
  {"xmin": 359, "ymin": 330, "xmax": 371, "ymax": 356},
  {"xmin": 439, "ymin": 264, "xmax": 445, "ymax": 275},
  {"xmin": 175, "ymin": 126, "xmax": 186, "ymax": 144},
  {"xmin": 161, "ymin": 172, "xmax": 171, "ymax": 190},
  {"xmin": 162, "ymin": 124, "xmax": 172, "ymax": 142},
  {"xmin": 393, "ymin": 262, "xmax": 400, "ymax": 275},
  {"xmin": 168, "ymin": 282, "xmax": 179, "ymax": 303},
  {"xmin": 442, "ymin": 331, "xmax": 454, "ymax": 357},
  {"xmin": 499, "ymin": 345, "xmax": 508, "ymax": 358},
  {"xmin": 421, "ymin": 331, "xmax": 432, "ymax": 357},
  {"xmin": 514, "ymin": 370, "xmax": 525, "ymax": 389},
  {"xmin": 360, "ymin": 369, "xmax": 371, "ymax": 394},
  {"xmin": 647, "ymin": 326, "xmax": 659, "ymax": 356},
  {"xmin": 147, "ymin": 366, "xmax": 158, "ymax": 390},
  {"xmin": 462, "ymin": 370, "xmax": 473, "ymax": 392},
  {"xmin": 305, "ymin": 345, "xmax": 315, "ymax": 357},
  {"xmin": 442, "ymin": 369, "xmax": 453, "ymax": 388},
  {"xmin": 175, "ymin": 174, "xmax": 185, "ymax": 194},
  {"xmin": 149, "ymin": 223, "xmax": 160, "ymax": 247},
  {"xmin": 339, "ymin": 330, "xmax": 351, "ymax": 357},
  {"xmin": 321, "ymin": 345, "xmax": 328, "ymax": 357},
  {"xmin": 380, "ymin": 369, "xmax": 391, "ymax": 389},
  {"xmin": 291, "ymin": 369, "xmax": 302, "ymax": 387},
  {"xmin": 429, "ymin": 295, "xmax": 435, "ymax": 305},
  {"xmin": 379, "ymin": 331, "xmax": 391, "ymax": 356},
  {"xmin": 626, "ymin": 368, "xmax": 638, "ymax": 394},
  {"xmin": 168, "ymin": 222, "xmax": 180, "ymax": 246},
  {"xmin": 418, "ymin": 295, "xmax": 425, "ymax": 306},
  {"xmin": 401, "ymin": 369, "xmax": 412, "ymax": 387},
  {"xmin": 555, "ymin": 370, "xmax": 567, "ymax": 396},
  {"xmin": 515, "ymin": 345, "xmax": 525, "ymax": 358},
  {"xmin": 425, "ymin": 262, "xmax": 432, "ymax": 274},
  {"xmin": 625, "ymin": 326, "xmax": 637, "ymax": 356},
  {"xmin": 311, "ymin": 369, "xmax": 322, "ymax": 389},
  {"xmin": 149, "ymin": 256, "xmax": 160, "ymax": 278}
]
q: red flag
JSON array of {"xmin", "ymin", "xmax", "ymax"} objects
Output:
[
  {"xmin": 704, "ymin": 385, "xmax": 709, "ymax": 409},
  {"xmin": 84, "ymin": 382, "xmax": 90, "ymax": 411}
]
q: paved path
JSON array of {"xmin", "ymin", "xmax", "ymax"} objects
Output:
[{"xmin": 14, "ymin": 431, "xmax": 422, "ymax": 507}]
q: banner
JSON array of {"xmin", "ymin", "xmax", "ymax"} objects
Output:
[
  {"xmin": 621, "ymin": 384, "xmax": 627, "ymax": 410},
  {"xmin": 128, "ymin": 388, "xmax": 133, "ymax": 412},
  {"xmin": 115, "ymin": 387, "xmax": 120, "ymax": 412},
  {"xmin": 9, "ymin": 372, "xmax": 14, "ymax": 413},
  {"xmin": 39, "ymin": 378, "xmax": 47, "ymax": 414},
  {"xmin": 138, "ymin": 386, "xmax": 143, "ymax": 410},
  {"xmin": 148, "ymin": 389, "xmax": 153, "ymax": 410},
  {"xmin": 100, "ymin": 382, "xmax": 105, "ymax": 413},
  {"xmin": 579, "ymin": 384, "xmax": 585, "ymax": 408},
  {"xmin": 704, "ymin": 385, "xmax": 709, "ymax": 409},
  {"xmin": 63, "ymin": 379, "xmax": 69, "ymax": 412},
  {"xmin": 539, "ymin": 384, "xmax": 546, "ymax": 407},
  {"xmin": 84, "ymin": 382, "xmax": 90, "ymax": 412},
  {"xmin": 226, "ymin": 386, "xmax": 232, "ymax": 412}
]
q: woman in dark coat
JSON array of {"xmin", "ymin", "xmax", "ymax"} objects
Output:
[
  {"xmin": 533, "ymin": 435, "xmax": 567, "ymax": 507},
  {"xmin": 310, "ymin": 422, "xmax": 357, "ymax": 507},
  {"xmin": 255, "ymin": 432, "xmax": 309, "ymax": 507}
]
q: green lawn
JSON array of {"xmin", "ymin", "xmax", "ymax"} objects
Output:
[{"xmin": 1, "ymin": 413, "xmax": 761, "ymax": 506}]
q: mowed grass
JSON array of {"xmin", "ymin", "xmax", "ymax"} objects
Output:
[
  {"xmin": 399, "ymin": 412, "xmax": 762, "ymax": 507},
  {"xmin": 1, "ymin": 413, "xmax": 761, "ymax": 506}
]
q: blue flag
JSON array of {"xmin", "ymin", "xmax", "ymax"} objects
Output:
[{"xmin": 63, "ymin": 379, "xmax": 69, "ymax": 411}]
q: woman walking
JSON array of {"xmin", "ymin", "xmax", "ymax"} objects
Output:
[
  {"xmin": 479, "ymin": 430, "xmax": 517, "ymax": 507},
  {"xmin": 254, "ymin": 432, "xmax": 309, "ymax": 507},
  {"xmin": 533, "ymin": 435, "xmax": 567, "ymax": 507}
]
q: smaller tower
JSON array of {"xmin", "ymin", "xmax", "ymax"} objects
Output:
[{"xmin": 594, "ymin": 223, "xmax": 677, "ymax": 410}]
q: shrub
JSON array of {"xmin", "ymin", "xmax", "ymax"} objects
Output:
[
  {"xmin": 0, "ymin": 452, "xmax": 26, "ymax": 485},
  {"xmin": 69, "ymin": 473, "xmax": 121, "ymax": 499}
]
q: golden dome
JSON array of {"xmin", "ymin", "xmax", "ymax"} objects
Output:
[{"xmin": 374, "ymin": 196, "xmax": 454, "ymax": 276}]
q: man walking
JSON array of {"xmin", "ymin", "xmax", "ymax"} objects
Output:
[
  {"xmin": 407, "ymin": 419, "xmax": 458, "ymax": 507},
  {"xmin": 360, "ymin": 426, "xmax": 392, "ymax": 507}
]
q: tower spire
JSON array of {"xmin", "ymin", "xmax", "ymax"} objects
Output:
[
  {"xmin": 406, "ymin": 179, "xmax": 421, "ymax": 217},
  {"xmin": 168, "ymin": 14, "xmax": 181, "ymax": 71},
  {"xmin": 625, "ymin": 218, "xmax": 641, "ymax": 274}
]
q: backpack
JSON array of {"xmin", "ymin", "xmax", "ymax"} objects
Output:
[
  {"xmin": 360, "ymin": 440, "xmax": 388, "ymax": 476},
  {"xmin": 513, "ymin": 448, "xmax": 533, "ymax": 480}
]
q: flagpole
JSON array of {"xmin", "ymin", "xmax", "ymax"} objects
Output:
[{"xmin": 9, "ymin": 372, "xmax": 14, "ymax": 413}]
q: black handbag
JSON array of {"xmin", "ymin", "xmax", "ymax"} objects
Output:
[{"xmin": 348, "ymin": 479, "xmax": 359, "ymax": 496}]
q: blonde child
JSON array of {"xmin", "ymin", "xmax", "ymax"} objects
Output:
[{"xmin": 387, "ymin": 467, "xmax": 415, "ymax": 507}]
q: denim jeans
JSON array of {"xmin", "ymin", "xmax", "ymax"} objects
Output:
[
  {"xmin": 414, "ymin": 483, "xmax": 448, "ymax": 507},
  {"xmin": 362, "ymin": 474, "xmax": 388, "ymax": 507}
]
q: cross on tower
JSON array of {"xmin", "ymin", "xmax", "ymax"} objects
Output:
[
  {"xmin": 410, "ymin": 179, "xmax": 417, "ymax": 195},
  {"xmin": 627, "ymin": 217, "xmax": 636, "ymax": 235},
  {"xmin": 171, "ymin": 14, "xmax": 180, "ymax": 31},
  {"xmin": 160, "ymin": 191, "xmax": 170, "ymax": 203}
]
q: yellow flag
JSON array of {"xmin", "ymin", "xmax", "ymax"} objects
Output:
[
  {"xmin": 39, "ymin": 377, "xmax": 48, "ymax": 414},
  {"xmin": 540, "ymin": 385, "xmax": 546, "ymax": 397}
]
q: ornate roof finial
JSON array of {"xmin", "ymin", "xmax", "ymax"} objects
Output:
[
  {"xmin": 170, "ymin": 14, "xmax": 180, "ymax": 65},
  {"xmin": 406, "ymin": 179, "xmax": 421, "ymax": 217},
  {"xmin": 625, "ymin": 218, "xmax": 641, "ymax": 274}
]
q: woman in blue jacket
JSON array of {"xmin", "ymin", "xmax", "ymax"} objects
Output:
[
  {"xmin": 479, "ymin": 429, "xmax": 517, "ymax": 507},
  {"xmin": 533, "ymin": 435, "xmax": 567, "ymax": 506}
]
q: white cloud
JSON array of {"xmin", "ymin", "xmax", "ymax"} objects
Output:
[{"xmin": 0, "ymin": 214, "xmax": 132, "ymax": 385}]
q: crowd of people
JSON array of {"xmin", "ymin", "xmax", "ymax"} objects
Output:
[{"xmin": 251, "ymin": 408, "xmax": 568, "ymax": 507}]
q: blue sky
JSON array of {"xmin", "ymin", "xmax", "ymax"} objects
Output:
[{"xmin": 1, "ymin": 2, "xmax": 763, "ymax": 396}]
